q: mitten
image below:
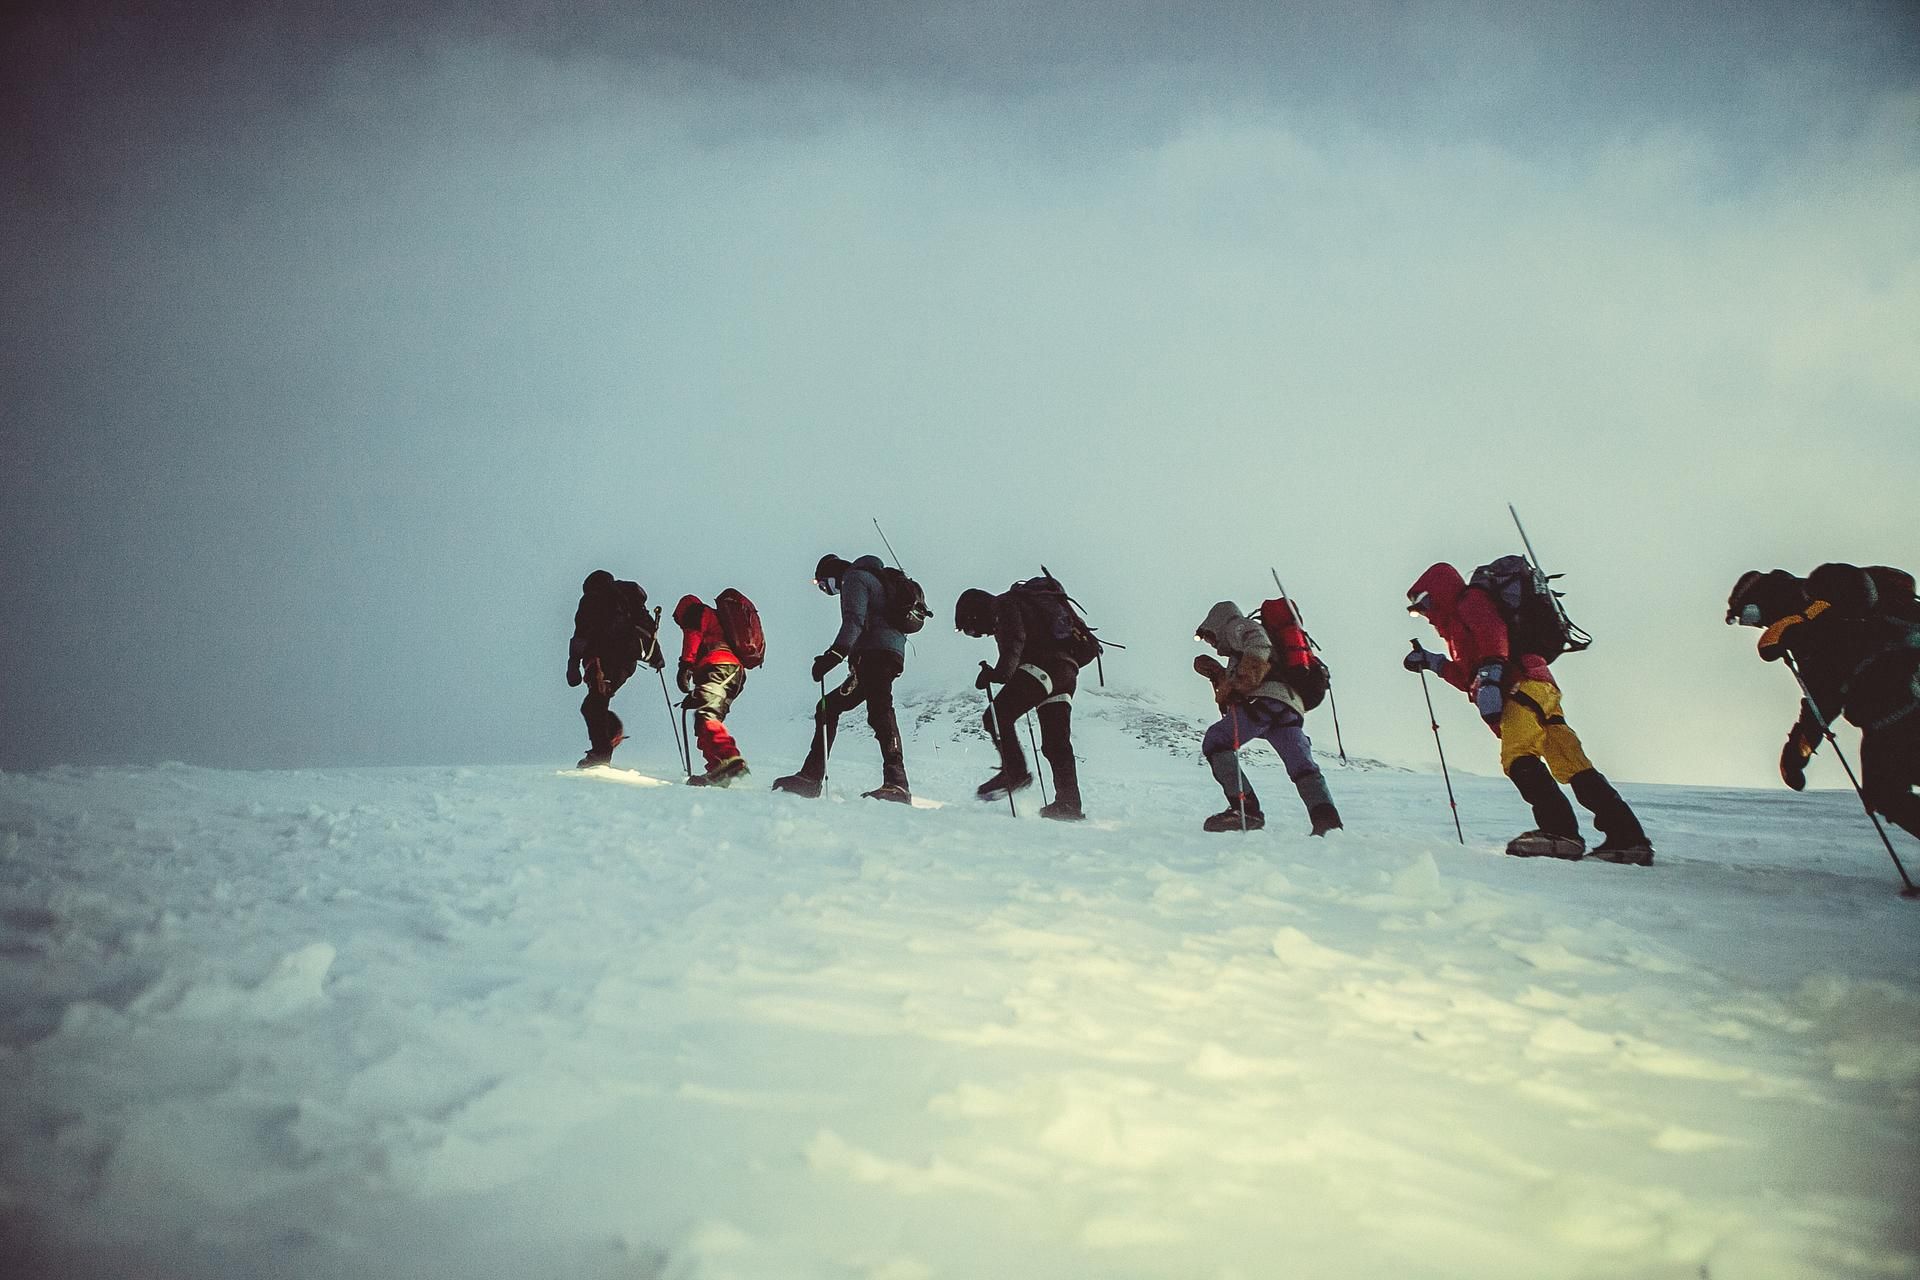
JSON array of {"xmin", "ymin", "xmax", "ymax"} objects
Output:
[
  {"xmin": 1779, "ymin": 737, "xmax": 1810, "ymax": 791},
  {"xmin": 811, "ymin": 648, "xmax": 846, "ymax": 683}
]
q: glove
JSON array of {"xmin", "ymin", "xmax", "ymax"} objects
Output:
[
  {"xmin": 1194, "ymin": 654, "xmax": 1226, "ymax": 682},
  {"xmin": 1756, "ymin": 619, "xmax": 1795, "ymax": 662},
  {"xmin": 1472, "ymin": 661, "xmax": 1505, "ymax": 728},
  {"xmin": 975, "ymin": 661, "xmax": 996, "ymax": 691},
  {"xmin": 1403, "ymin": 646, "xmax": 1444, "ymax": 674},
  {"xmin": 676, "ymin": 661, "xmax": 694, "ymax": 693},
  {"xmin": 567, "ymin": 660, "xmax": 582, "ymax": 688},
  {"xmin": 811, "ymin": 648, "xmax": 846, "ymax": 683},
  {"xmin": 1779, "ymin": 734, "xmax": 1811, "ymax": 791}
]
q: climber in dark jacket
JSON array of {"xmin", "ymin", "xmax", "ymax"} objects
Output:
[
  {"xmin": 772, "ymin": 554, "xmax": 912, "ymax": 803},
  {"xmin": 566, "ymin": 570, "xmax": 664, "ymax": 768},
  {"xmin": 1729, "ymin": 563, "xmax": 1920, "ymax": 840},
  {"xmin": 957, "ymin": 586, "xmax": 1084, "ymax": 821}
]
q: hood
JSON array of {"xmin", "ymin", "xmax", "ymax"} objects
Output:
[
  {"xmin": 1407, "ymin": 563, "xmax": 1467, "ymax": 625},
  {"xmin": 1197, "ymin": 601, "xmax": 1245, "ymax": 654},
  {"xmin": 673, "ymin": 594, "xmax": 704, "ymax": 627},
  {"xmin": 1725, "ymin": 569, "xmax": 1806, "ymax": 627},
  {"xmin": 582, "ymin": 569, "xmax": 616, "ymax": 595}
]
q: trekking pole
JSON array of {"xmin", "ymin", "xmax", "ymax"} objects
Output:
[
  {"xmin": 1783, "ymin": 656, "xmax": 1918, "ymax": 897},
  {"xmin": 1231, "ymin": 710, "xmax": 1247, "ymax": 832},
  {"xmin": 817, "ymin": 676, "xmax": 831, "ymax": 800},
  {"xmin": 655, "ymin": 668, "xmax": 682, "ymax": 768},
  {"xmin": 679, "ymin": 706, "xmax": 695, "ymax": 778},
  {"xmin": 1413, "ymin": 639, "xmax": 1465, "ymax": 844},
  {"xmin": 650, "ymin": 608, "xmax": 687, "ymax": 773},
  {"xmin": 1325, "ymin": 676, "xmax": 1347, "ymax": 764},
  {"xmin": 984, "ymin": 685, "xmax": 1016, "ymax": 817},
  {"xmin": 1271, "ymin": 568, "xmax": 1346, "ymax": 763},
  {"xmin": 1024, "ymin": 713, "xmax": 1049, "ymax": 805}
]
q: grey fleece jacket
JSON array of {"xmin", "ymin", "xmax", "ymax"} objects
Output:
[{"xmin": 1198, "ymin": 600, "xmax": 1305, "ymax": 714}]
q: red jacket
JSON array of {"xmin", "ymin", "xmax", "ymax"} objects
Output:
[
  {"xmin": 674, "ymin": 595, "xmax": 739, "ymax": 668},
  {"xmin": 1408, "ymin": 563, "xmax": 1556, "ymax": 692}
]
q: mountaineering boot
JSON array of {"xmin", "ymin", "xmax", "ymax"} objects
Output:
[
  {"xmin": 863, "ymin": 783, "xmax": 913, "ymax": 804},
  {"xmin": 1308, "ymin": 803, "xmax": 1343, "ymax": 837},
  {"xmin": 1569, "ymin": 770, "xmax": 1650, "ymax": 863},
  {"xmin": 1203, "ymin": 800, "xmax": 1265, "ymax": 833},
  {"xmin": 1589, "ymin": 837, "xmax": 1655, "ymax": 866},
  {"xmin": 975, "ymin": 768, "xmax": 1034, "ymax": 801},
  {"xmin": 1506, "ymin": 756, "xmax": 1580, "ymax": 842},
  {"xmin": 771, "ymin": 773, "xmax": 823, "ymax": 798},
  {"xmin": 1505, "ymin": 829, "xmax": 1586, "ymax": 860},
  {"xmin": 1040, "ymin": 725, "xmax": 1083, "ymax": 820},
  {"xmin": 576, "ymin": 753, "xmax": 610, "ymax": 769},
  {"xmin": 686, "ymin": 757, "xmax": 749, "ymax": 788}
]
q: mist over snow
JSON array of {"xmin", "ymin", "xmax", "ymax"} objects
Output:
[{"xmin": 3, "ymin": 695, "xmax": 1919, "ymax": 1277}]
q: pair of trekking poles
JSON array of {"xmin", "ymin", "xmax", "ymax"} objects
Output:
[
  {"xmin": 638, "ymin": 605, "xmax": 707, "ymax": 780},
  {"xmin": 977, "ymin": 670, "xmax": 1052, "ymax": 818}
]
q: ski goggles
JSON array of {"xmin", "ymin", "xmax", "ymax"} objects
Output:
[
  {"xmin": 814, "ymin": 575, "xmax": 840, "ymax": 597},
  {"xmin": 1727, "ymin": 602, "xmax": 1763, "ymax": 627},
  {"xmin": 1406, "ymin": 591, "xmax": 1432, "ymax": 615}
]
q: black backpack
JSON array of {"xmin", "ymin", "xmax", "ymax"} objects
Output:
[
  {"xmin": 1467, "ymin": 555, "xmax": 1591, "ymax": 661},
  {"xmin": 1007, "ymin": 570, "xmax": 1106, "ymax": 672},
  {"xmin": 592, "ymin": 580, "xmax": 659, "ymax": 663},
  {"xmin": 1808, "ymin": 563, "xmax": 1918, "ymax": 621},
  {"xmin": 875, "ymin": 566, "xmax": 931, "ymax": 634}
]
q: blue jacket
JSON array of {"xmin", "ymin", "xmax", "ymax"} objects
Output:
[{"xmin": 832, "ymin": 555, "xmax": 908, "ymax": 659}]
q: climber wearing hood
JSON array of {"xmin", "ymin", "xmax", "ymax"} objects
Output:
[{"xmin": 1192, "ymin": 600, "xmax": 1341, "ymax": 836}]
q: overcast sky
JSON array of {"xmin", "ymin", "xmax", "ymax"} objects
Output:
[{"xmin": 3, "ymin": 0, "xmax": 1916, "ymax": 789}]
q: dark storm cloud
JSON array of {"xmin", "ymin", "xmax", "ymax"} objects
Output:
[{"xmin": 8, "ymin": 0, "xmax": 1918, "ymax": 207}]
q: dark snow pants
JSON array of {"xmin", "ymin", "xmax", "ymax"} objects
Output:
[
  {"xmin": 797, "ymin": 650, "xmax": 907, "ymax": 790},
  {"xmin": 580, "ymin": 654, "xmax": 638, "ymax": 758},
  {"xmin": 984, "ymin": 658, "xmax": 1081, "ymax": 811},
  {"xmin": 1861, "ymin": 717, "xmax": 1920, "ymax": 841}
]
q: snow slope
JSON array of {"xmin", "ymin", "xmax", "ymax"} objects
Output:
[{"xmin": 2, "ymin": 688, "xmax": 1915, "ymax": 1279}]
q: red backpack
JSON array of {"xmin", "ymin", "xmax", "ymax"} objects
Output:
[
  {"xmin": 1257, "ymin": 597, "xmax": 1330, "ymax": 710},
  {"xmin": 714, "ymin": 588, "xmax": 765, "ymax": 669}
]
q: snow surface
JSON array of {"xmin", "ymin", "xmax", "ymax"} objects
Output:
[{"xmin": 2, "ymin": 687, "xmax": 1916, "ymax": 1279}]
